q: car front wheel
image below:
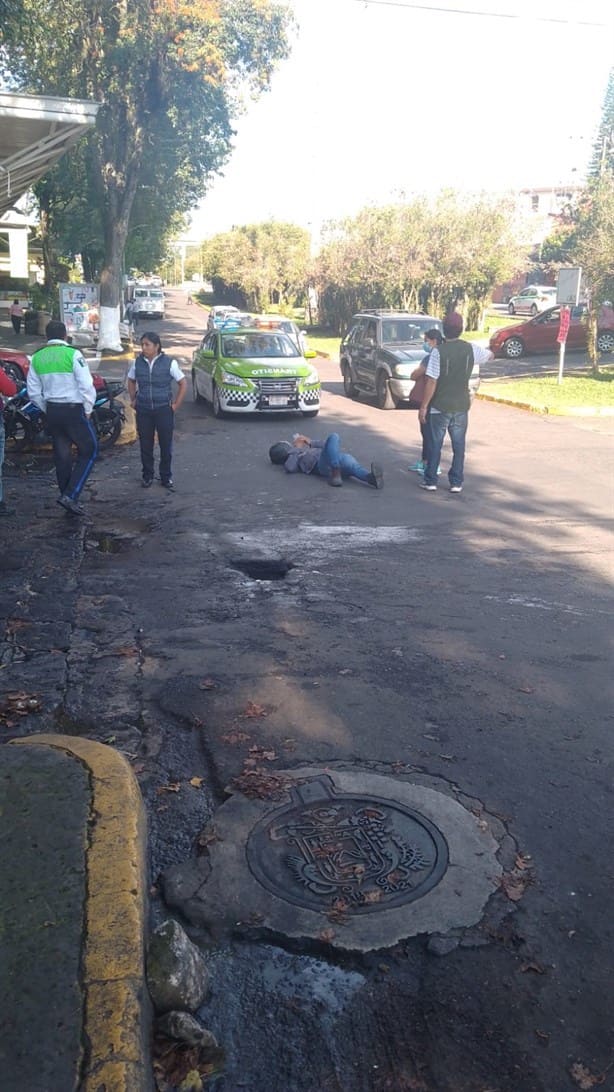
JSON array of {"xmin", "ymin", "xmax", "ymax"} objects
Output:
[
  {"xmin": 342, "ymin": 363, "xmax": 359, "ymax": 399},
  {"xmin": 597, "ymin": 331, "xmax": 614, "ymax": 353},
  {"xmin": 503, "ymin": 337, "xmax": 524, "ymax": 359},
  {"xmin": 212, "ymin": 382, "xmax": 226, "ymax": 418},
  {"xmin": 530, "ymin": 304, "xmax": 538, "ymax": 316},
  {"xmin": 508, "ymin": 303, "xmax": 516, "ymax": 315},
  {"xmin": 192, "ymin": 370, "xmax": 205, "ymax": 403},
  {"xmin": 376, "ymin": 371, "xmax": 397, "ymax": 410}
]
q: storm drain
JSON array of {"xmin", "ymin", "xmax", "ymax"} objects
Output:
[
  {"xmin": 246, "ymin": 775, "xmax": 448, "ymax": 913},
  {"xmin": 85, "ymin": 518, "xmax": 153, "ymax": 554},
  {"xmin": 162, "ymin": 768, "xmax": 503, "ymax": 951},
  {"xmin": 231, "ymin": 558, "xmax": 295, "ymax": 581}
]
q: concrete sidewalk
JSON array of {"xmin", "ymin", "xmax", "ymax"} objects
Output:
[{"xmin": 0, "ymin": 735, "xmax": 149, "ymax": 1091}]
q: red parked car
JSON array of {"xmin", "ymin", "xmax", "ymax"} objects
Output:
[
  {"xmin": 0, "ymin": 348, "xmax": 30, "ymax": 385},
  {"xmin": 489, "ymin": 305, "xmax": 614, "ymax": 360}
]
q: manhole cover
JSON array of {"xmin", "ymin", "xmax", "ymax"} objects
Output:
[
  {"xmin": 246, "ymin": 775, "xmax": 448, "ymax": 914},
  {"xmin": 231, "ymin": 558, "xmax": 294, "ymax": 581}
]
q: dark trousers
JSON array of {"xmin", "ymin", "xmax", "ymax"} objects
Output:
[
  {"xmin": 11, "ymin": 315, "xmax": 21, "ymax": 334},
  {"xmin": 45, "ymin": 402, "xmax": 98, "ymax": 499},
  {"xmin": 136, "ymin": 404, "xmax": 174, "ymax": 483}
]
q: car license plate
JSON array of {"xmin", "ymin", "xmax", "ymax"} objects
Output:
[{"xmin": 268, "ymin": 395, "xmax": 288, "ymax": 406}]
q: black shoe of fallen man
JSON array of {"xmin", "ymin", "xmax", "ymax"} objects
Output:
[
  {"xmin": 57, "ymin": 494, "xmax": 85, "ymax": 516},
  {"xmin": 368, "ymin": 462, "xmax": 384, "ymax": 489},
  {"xmin": 142, "ymin": 477, "xmax": 153, "ymax": 488},
  {"xmin": 329, "ymin": 468, "xmax": 343, "ymax": 487},
  {"xmin": 161, "ymin": 479, "xmax": 175, "ymax": 491}
]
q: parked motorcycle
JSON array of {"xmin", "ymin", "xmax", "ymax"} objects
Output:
[{"xmin": 2, "ymin": 377, "xmax": 125, "ymax": 453}]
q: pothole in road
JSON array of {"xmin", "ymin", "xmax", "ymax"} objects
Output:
[
  {"xmin": 85, "ymin": 517, "xmax": 153, "ymax": 553},
  {"xmin": 230, "ymin": 557, "xmax": 295, "ymax": 581}
]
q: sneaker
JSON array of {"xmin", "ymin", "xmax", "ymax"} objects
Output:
[
  {"xmin": 57, "ymin": 494, "xmax": 85, "ymax": 516},
  {"xmin": 408, "ymin": 459, "xmax": 425, "ymax": 473},
  {"xmin": 368, "ymin": 462, "xmax": 384, "ymax": 489},
  {"xmin": 329, "ymin": 468, "xmax": 343, "ymax": 487},
  {"xmin": 449, "ymin": 485, "xmax": 463, "ymax": 493},
  {"xmin": 161, "ymin": 480, "xmax": 175, "ymax": 491},
  {"xmin": 419, "ymin": 481, "xmax": 437, "ymax": 491},
  {"xmin": 142, "ymin": 477, "xmax": 153, "ymax": 488}
]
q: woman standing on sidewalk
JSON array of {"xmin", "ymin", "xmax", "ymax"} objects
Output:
[
  {"xmin": 127, "ymin": 331, "xmax": 186, "ymax": 490},
  {"xmin": 9, "ymin": 300, "xmax": 23, "ymax": 335}
]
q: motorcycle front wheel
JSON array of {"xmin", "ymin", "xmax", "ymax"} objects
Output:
[
  {"xmin": 4, "ymin": 413, "xmax": 33, "ymax": 453},
  {"xmin": 94, "ymin": 407, "xmax": 123, "ymax": 449}
]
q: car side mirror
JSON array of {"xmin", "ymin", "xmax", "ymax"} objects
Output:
[
  {"xmin": 303, "ymin": 349, "xmax": 317, "ymax": 359},
  {"xmin": 200, "ymin": 348, "xmax": 215, "ymax": 358}
]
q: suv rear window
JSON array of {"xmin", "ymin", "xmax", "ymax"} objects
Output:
[{"xmin": 381, "ymin": 319, "xmax": 436, "ymax": 344}]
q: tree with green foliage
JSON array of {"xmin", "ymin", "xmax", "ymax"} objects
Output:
[
  {"xmin": 589, "ymin": 67, "xmax": 614, "ymax": 177},
  {"xmin": 202, "ymin": 221, "xmax": 310, "ymax": 311},
  {"xmin": 314, "ymin": 193, "xmax": 520, "ymax": 333},
  {"xmin": 1, "ymin": 0, "xmax": 292, "ymax": 348}
]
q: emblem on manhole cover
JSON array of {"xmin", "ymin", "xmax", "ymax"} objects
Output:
[{"xmin": 246, "ymin": 775, "xmax": 449, "ymax": 914}]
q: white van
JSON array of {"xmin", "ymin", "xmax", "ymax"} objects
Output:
[{"xmin": 132, "ymin": 287, "xmax": 165, "ymax": 319}]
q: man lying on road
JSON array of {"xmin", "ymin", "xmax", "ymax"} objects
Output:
[{"xmin": 269, "ymin": 432, "xmax": 383, "ymax": 489}]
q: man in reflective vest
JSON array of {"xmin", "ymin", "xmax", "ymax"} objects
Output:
[{"xmin": 27, "ymin": 320, "xmax": 97, "ymax": 516}]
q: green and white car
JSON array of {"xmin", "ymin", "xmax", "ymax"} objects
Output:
[{"xmin": 192, "ymin": 328, "xmax": 320, "ymax": 418}]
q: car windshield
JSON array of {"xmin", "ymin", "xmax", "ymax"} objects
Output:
[
  {"xmin": 381, "ymin": 319, "xmax": 434, "ymax": 344},
  {"xmin": 222, "ymin": 332, "xmax": 300, "ymax": 358}
]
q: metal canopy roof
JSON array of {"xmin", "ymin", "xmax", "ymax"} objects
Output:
[{"xmin": 0, "ymin": 91, "xmax": 99, "ymax": 216}]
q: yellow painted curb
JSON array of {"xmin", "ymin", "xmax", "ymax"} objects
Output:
[{"xmin": 11, "ymin": 734, "xmax": 149, "ymax": 1092}]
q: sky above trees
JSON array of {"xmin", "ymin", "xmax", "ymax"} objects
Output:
[{"xmin": 189, "ymin": 0, "xmax": 614, "ymax": 240}]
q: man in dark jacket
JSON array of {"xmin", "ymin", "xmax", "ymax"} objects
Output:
[
  {"xmin": 127, "ymin": 331, "xmax": 186, "ymax": 490},
  {"xmin": 418, "ymin": 311, "xmax": 493, "ymax": 494}
]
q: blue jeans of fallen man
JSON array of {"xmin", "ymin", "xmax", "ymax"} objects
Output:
[
  {"xmin": 425, "ymin": 411, "xmax": 468, "ymax": 488},
  {"xmin": 316, "ymin": 432, "xmax": 370, "ymax": 482}
]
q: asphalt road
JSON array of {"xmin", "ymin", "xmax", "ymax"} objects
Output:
[{"xmin": 4, "ymin": 289, "xmax": 614, "ymax": 1092}]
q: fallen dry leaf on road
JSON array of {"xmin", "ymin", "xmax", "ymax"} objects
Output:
[
  {"xmin": 520, "ymin": 961, "xmax": 546, "ymax": 974},
  {"xmin": 189, "ymin": 777, "xmax": 204, "ymax": 788},
  {"xmin": 220, "ymin": 730, "xmax": 251, "ymax": 745},
  {"xmin": 518, "ymin": 686, "xmax": 535, "ymax": 694},
  {"xmin": 231, "ymin": 767, "xmax": 293, "ymax": 800},
  {"xmin": 501, "ymin": 869, "xmax": 532, "ymax": 902},
  {"xmin": 515, "ymin": 853, "xmax": 533, "ymax": 870},
  {"xmin": 199, "ymin": 678, "xmax": 217, "ymax": 690},
  {"xmin": 248, "ymin": 745, "xmax": 277, "ymax": 761},
  {"xmin": 242, "ymin": 701, "xmax": 267, "ymax": 718},
  {"xmin": 319, "ymin": 928, "xmax": 335, "ymax": 943},
  {"xmin": 0, "ymin": 690, "xmax": 42, "ymax": 721},
  {"xmin": 569, "ymin": 1062, "xmax": 606, "ymax": 1089},
  {"xmin": 156, "ymin": 782, "xmax": 181, "ymax": 794}
]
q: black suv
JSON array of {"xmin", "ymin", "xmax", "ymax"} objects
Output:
[{"xmin": 339, "ymin": 310, "xmax": 443, "ymax": 410}]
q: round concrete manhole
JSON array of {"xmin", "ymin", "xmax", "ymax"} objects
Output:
[
  {"xmin": 161, "ymin": 767, "xmax": 504, "ymax": 951},
  {"xmin": 246, "ymin": 775, "xmax": 448, "ymax": 913}
]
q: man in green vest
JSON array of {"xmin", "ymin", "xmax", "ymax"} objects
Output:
[
  {"xmin": 27, "ymin": 320, "xmax": 97, "ymax": 515},
  {"xmin": 418, "ymin": 311, "xmax": 493, "ymax": 494}
]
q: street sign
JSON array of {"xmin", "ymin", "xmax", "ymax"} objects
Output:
[
  {"xmin": 557, "ymin": 306, "xmax": 571, "ymax": 344},
  {"xmin": 556, "ymin": 267, "xmax": 582, "ymax": 307}
]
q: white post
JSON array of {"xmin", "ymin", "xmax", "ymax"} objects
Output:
[{"xmin": 557, "ymin": 340, "xmax": 565, "ymax": 385}]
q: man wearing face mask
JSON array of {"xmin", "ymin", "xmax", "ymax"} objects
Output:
[
  {"xmin": 408, "ymin": 328, "xmax": 443, "ymax": 476},
  {"xmin": 418, "ymin": 310, "xmax": 493, "ymax": 493}
]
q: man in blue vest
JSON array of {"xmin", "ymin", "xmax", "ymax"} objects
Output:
[
  {"xmin": 27, "ymin": 320, "xmax": 97, "ymax": 516},
  {"xmin": 127, "ymin": 331, "xmax": 186, "ymax": 490},
  {"xmin": 418, "ymin": 311, "xmax": 493, "ymax": 494}
]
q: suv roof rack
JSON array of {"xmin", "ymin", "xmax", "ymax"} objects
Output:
[{"xmin": 359, "ymin": 309, "xmax": 421, "ymax": 316}]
